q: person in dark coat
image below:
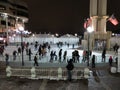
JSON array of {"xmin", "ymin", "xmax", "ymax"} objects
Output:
[
  {"xmin": 18, "ymin": 47, "xmax": 21, "ymax": 55},
  {"xmin": 66, "ymin": 59, "xmax": 74, "ymax": 81},
  {"xmin": 34, "ymin": 54, "xmax": 39, "ymax": 66},
  {"xmin": 102, "ymin": 48, "xmax": 106, "ymax": 62},
  {"xmin": 115, "ymin": 57, "xmax": 118, "ymax": 65},
  {"xmin": 48, "ymin": 45, "xmax": 51, "ymax": 52},
  {"xmin": 91, "ymin": 55, "xmax": 96, "ymax": 68},
  {"xmin": 53, "ymin": 51, "xmax": 57, "ymax": 60},
  {"xmin": 109, "ymin": 56, "xmax": 113, "ymax": 66},
  {"xmin": 50, "ymin": 50, "xmax": 54, "ymax": 62},
  {"xmin": 63, "ymin": 51, "xmax": 67, "ymax": 61},
  {"xmin": 13, "ymin": 50, "xmax": 17, "ymax": 60},
  {"xmin": 28, "ymin": 48, "xmax": 32, "ymax": 61},
  {"xmin": 5, "ymin": 53, "xmax": 9, "ymax": 66},
  {"xmin": 58, "ymin": 49, "xmax": 62, "ymax": 61}
]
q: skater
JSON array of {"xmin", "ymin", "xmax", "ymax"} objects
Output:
[
  {"xmin": 5, "ymin": 53, "xmax": 9, "ymax": 66},
  {"xmin": 102, "ymin": 48, "xmax": 106, "ymax": 62},
  {"xmin": 91, "ymin": 55, "xmax": 96, "ymax": 68},
  {"xmin": 58, "ymin": 49, "xmax": 62, "ymax": 62},
  {"xmin": 63, "ymin": 51, "xmax": 67, "ymax": 61},
  {"xmin": 13, "ymin": 50, "xmax": 17, "ymax": 60},
  {"xmin": 28, "ymin": 48, "xmax": 32, "ymax": 61},
  {"xmin": 109, "ymin": 56, "xmax": 113, "ymax": 66},
  {"xmin": 34, "ymin": 54, "xmax": 39, "ymax": 66}
]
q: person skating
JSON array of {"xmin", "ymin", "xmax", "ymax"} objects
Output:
[
  {"xmin": 102, "ymin": 48, "xmax": 106, "ymax": 62},
  {"xmin": 5, "ymin": 53, "xmax": 9, "ymax": 66},
  {"xmin": 109, "ymin": 56, "xmax": 113, "ymax": 66},
  {"xmin": 91, "ymin": 55, "xmax": 96, "ymax": 68},
  {"xmin": 34, "ymin": 54, "xmax": 39, "ymax": 66}
]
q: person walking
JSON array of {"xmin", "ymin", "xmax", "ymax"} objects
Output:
[
  {"xmin": 66, "ymin": 59, "xmax": 74, "ymax": 81},
  {"xmin": 34, "ymin": 54, "xmax": 39, "ymax": 66}
]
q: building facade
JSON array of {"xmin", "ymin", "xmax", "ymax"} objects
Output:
[{"xmin": 0, "ymin": 0, "xmax": 28, "ymax": 43}]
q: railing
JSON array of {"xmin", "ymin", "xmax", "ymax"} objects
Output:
[{"xmin": 6, "ymin": 66, "xmax": 90, "ymax": 80}]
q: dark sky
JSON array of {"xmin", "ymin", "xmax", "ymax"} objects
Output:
[{"xmin": 24, "ymin": 0, "xmax": 120, "ymax": 35}]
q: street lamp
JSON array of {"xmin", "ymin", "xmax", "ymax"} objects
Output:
[
  {"xmin": 87, "ymin": 27, "xmax": 93, "ymax": 66},
  {"xmin": 19, "ymin": 26, "xmax": 24, "ymax": 66}
]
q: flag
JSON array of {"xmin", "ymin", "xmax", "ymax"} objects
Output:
[
  {"xmin": 84, "ymin": 18, "xmax": 92, "ymax": 29},
  {"xmin": 108, "ymin": 14, "xmax": 118, "ymax": 25}
]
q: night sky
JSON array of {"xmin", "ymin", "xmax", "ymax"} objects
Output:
[{"xmin": 24, "ymin": 0, "xmax": 120, "ymax": 35}]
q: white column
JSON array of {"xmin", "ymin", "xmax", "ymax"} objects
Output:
[
  {"xmin": 90, "ymin": 0, "xmax": 107, "ymax": 16},
  {"xmin": 118, "ymin": 48, "xmax": 120, "ymax": 72},
  {"xmin": 90, "ymin": 0, "xmax": 98, "ymax": 16},
  {"xmin": 98, "ymin": 0, "xmax": 107, "ymax": 15}
]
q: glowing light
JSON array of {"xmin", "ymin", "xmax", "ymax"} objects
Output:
[{"xmin": 87, "ymin": 27, "xmax": 94, "ymax": 33}]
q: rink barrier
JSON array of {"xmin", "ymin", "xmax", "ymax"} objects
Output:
[{"xmin": 6, "ymin": 66, "xmax": 90, "ymax": 80}]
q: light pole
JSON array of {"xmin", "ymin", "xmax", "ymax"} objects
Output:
[
  {"xmin": 87, "ymin": 27, "xmax": 93, "ymax": 66},
  {"xmin": 19, "ymin": 26, "xmax": 24, "ymax": 66}
]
